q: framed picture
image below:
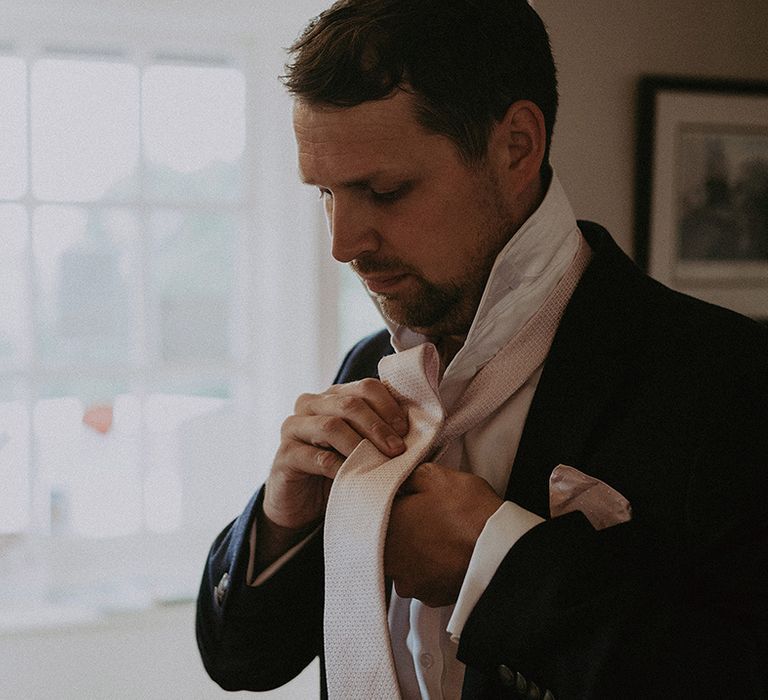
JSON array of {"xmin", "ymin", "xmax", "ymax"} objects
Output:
[{"xmin": 635, "ymin": 75, "xmax": 768, "ymax": 319}]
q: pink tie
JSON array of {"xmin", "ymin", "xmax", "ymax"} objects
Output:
[{"xmin": 323, "ymin": 236, "xmax": 592, "ymax": 699}]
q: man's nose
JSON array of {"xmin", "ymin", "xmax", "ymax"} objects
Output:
[{"xmin": 326, "ymin": 196, "xmax": 379, "ymax": 263}]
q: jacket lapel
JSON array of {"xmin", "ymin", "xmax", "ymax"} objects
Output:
[{"xmin": 505, "ymin": 222, "xmax": 647, "ymax": 517}]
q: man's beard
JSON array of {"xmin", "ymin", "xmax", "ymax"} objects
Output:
[
  {"xmin": 351, "ymin": 171, "xmax": 515, "ymax": 337},
  {"xmin": 376, "ymin": 276, "xmax": 463, "ymax": 333},
  {"xmin": 351, "ymin": 246, "xmax": 500, "ymax": 337}
]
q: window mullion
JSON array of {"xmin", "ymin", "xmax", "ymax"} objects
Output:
[
  {"xmin": 24, "ymin": 50, "xmax": 43, "ymax": 534},
  {"xmin": 137, "ymin": 51, "xmax": 150, "ymax": 534}
]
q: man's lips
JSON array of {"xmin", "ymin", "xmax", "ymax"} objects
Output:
[{"xmin": 360, "ymin": 273, "xmax": 409, "ymax": 293}]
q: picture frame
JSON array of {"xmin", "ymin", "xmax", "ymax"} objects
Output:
[{"xmin": 634, "ymin": 75, "xmax": 768, "ymax": 320}]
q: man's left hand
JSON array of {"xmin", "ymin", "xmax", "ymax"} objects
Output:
[{"xmin": 384, "ymin": 462, "xmax": 503, "ymax": 607}]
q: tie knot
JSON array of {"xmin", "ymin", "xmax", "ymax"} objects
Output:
[{"xmin": 379, "ymin": 342, "xmax": 444, "ymax": 422}]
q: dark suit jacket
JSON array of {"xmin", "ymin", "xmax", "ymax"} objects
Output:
[{"xmin": 196, "ymin": 222, "xmax": 768, "ymax": 699}]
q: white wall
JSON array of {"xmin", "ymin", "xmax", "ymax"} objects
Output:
[{"xmin": 536, "ymin": 0, "xmax": 768, "ymax": 255}]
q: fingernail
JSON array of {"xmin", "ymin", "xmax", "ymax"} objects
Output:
[{"xmin": 386, "ymin": 435, "xmax": 404, "ymax": 452}]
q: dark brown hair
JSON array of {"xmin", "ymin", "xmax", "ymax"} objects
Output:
[{"xmin": 282, "ymin": 0, "xmax": 558, "ymax": 167}]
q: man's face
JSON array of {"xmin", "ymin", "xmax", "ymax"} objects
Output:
[{"xmin": 293, "ymin": 91, "xmax": 516, "ymax": 338}]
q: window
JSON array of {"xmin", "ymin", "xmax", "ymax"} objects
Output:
[
  {"xmin": 0, "ymin": 6, "xmax": 384, "ymax": 618},
  {"xmin": 0, "ymin": 49, "xmax": 246, "ymax": 540}
]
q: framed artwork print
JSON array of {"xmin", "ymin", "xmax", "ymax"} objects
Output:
[{"xmin": 635, "ymin": 75, "xmax": 768, "ymax": 319}]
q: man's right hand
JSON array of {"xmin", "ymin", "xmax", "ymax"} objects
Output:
[{"xmin": 262, "ymin": 378, "xmax": 409, "ymax": 536}]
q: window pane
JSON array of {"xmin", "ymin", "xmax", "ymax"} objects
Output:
[
  {"xmin": 143, "ymin": 64, "xmax": 245, "ymax": 201},
  {"xmin": 0, "ymin": 205, "xmax": 31, "ymax": 370},
  {"xmin": 31, "ymin": 58, "xmax": 139, "ymax": 201},
  {"xmin": 0, "ymin": 57, "xmax": 27, "ymax": 199},
  {"xmin": 144, "ymin": 382, "xmax": 230, "ymax": 533},
  {"xmin": 33, "ymin": 205, "xmax": 137, "ymax": 368},
  {"xmin": 149, "ymin": 209, "xmax": 235, "ymax": 363},
  {"xmin": 0, "ymin": 381, "xmax": 30, "ymax": 533},
  {"xmin": 34, "ymin": 388, "xmax": 140, "ymax": 538}
]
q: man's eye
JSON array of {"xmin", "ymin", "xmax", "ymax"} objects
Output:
[{"xmin": 370, "ymin": 185, "xmax": 408, "ymax": 203}]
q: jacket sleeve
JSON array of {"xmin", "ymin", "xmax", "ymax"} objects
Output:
[
  {"xmin": 195, "ymin": 329, "xmax": 389, "ymax": 692},
  {"xmin": 457, "ymin": 336, "xmax": 768, "ymax": 700},
  {"xmin": 196, "ymin": 487, "xmax": 325, "ymax": 691}
]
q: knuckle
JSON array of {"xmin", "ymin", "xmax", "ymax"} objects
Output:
[
  {"xmin": 279, "ymin": 415, "xmax": 296, "ymax": 438},
  {"xmin": 294, "ymin": 392, "xmax": 315, "ymax": 413},
  {"xmin": 316, "ymin": 449, "xmax": 339, "ymax": 474},
  {"xmin": 357, "ymin": 377, "xmax": 381, "ymax": 393},
  {"xmin": 271, "ymin": 447, "xmax": 293, "ymax": 476},
  {"xmin": 368, "ymin": 418, "xmax": 390, "ymax": 438},
  {"xmin": 338, "ymin": 395, "xmax": 363, "ymax": 413},
  {"xmin": 319, "ymin": 415, "xmax": 343, "ymax": 434},
  {"xmin": 418, "ymin": 461, "xmax": 437, "ymax": 476}
]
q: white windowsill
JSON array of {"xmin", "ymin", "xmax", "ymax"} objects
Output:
[{"xmin": 0, "ymin": 593, "xmax": 196, "ymax": 636}]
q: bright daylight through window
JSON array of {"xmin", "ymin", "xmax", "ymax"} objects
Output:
[{"xmin": 0, "ymin": 51, "xmax": 246, "ymax": 539}]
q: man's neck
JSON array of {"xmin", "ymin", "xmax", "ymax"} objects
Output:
[{"xmin": 433, "ymin": 334, "xmax": 466, "ymax": 378}]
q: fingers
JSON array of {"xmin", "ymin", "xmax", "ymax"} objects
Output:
[
  {"xmin": 333, "ymin": 378, "xmax": 409, "ymax": 435},
  {"xmin": 266, "ymin": 378, "xmax": 410, "ymax": 530},
  {"xmin": 397, "ymin": 462, "xmax": 441, "ymax": 496},
  {"xmin": 295, "ymin": 378, "xmax": 409, "ymax": 458},
  {"xmin": 273, "ymin": 440, "xmax": 346, "ymax": 479},
  {"xmin": 386, "ymin": 470, "xmax": 500, "ymax": 608},
  {"xmin": 384, "ymin": 495, "xmax": 449, "ymax": 606},
  {"xmin": 282, "ymin": 414, "xmax": 364, "ymax": 460}
]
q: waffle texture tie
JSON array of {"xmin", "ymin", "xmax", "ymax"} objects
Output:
[{"xmin": 323, "ymin": 235, "xmax": 592, "ymax": 699}]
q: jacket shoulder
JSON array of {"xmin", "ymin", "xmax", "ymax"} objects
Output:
[
  {"xmin": 576, "ymin": 219, "xmax": 767, "ymax": 366},
  {"xmin": 333, "ymin": 329, "xmax": 393, "ymax": 384}
]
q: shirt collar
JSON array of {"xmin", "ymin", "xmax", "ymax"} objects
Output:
[
  {"xmin": 374, "ymin": 171, "xmax": 580, "ymax": 410},
  {"xmin": 385, "ymin": 171, "xmax": 579, "ymax": 339}
]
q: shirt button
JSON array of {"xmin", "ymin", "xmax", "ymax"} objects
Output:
[{"xmin": 419, "ymin": 653, "xmax": 434, "ymax": 669}]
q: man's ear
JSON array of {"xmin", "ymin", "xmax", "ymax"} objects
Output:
[{"xmin": 488, "ymin": 100, "xmax": 546, "ymax": 194}]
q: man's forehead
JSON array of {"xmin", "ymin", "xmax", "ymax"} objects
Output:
[
  {"xmin": 292, "ymin": 94, "xmax": 431, "ymax": 185},
  {"xmin": 293, "ymin": 104, "xmax": 400, "ymax": 146}
]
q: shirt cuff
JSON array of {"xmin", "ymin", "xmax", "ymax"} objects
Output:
[
  {"xmin": 446, "ymin": 501, "xmax": 544, "ymax": 642},
  {"xmin": 246, "ymin": 519, "xmax": 321, "ymax": 586}
]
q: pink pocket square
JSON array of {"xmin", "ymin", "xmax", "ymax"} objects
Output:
[{"xmin": 549, "ymin": 464, "xmax": 632, "ymax": 530}]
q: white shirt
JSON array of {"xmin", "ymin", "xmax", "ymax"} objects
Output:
[{"xmin": 381, "ymin": 172, "xmax": 581, "ymax": 699}]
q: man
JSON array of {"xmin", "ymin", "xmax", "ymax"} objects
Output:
[{"xmin": 196, "ymin": 1, "xmax": 768, "ymax": 698}]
